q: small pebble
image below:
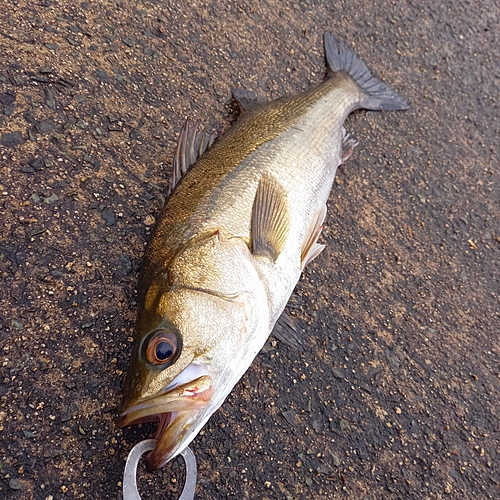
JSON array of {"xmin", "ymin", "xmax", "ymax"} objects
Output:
[
  {"xmin": 144, "ymin": 214, "xmax": 156, "ymax": 226},
  {"xmin": 9, "ymin": 478, "xmax": 22, "ymax": 490}
]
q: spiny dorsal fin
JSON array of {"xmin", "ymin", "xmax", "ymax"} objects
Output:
[
  {"xmin": 341, "ymin": 127, "xmax": 358, "ymax": 164},
  {"xmin": 232, "ymin": 88, "xmax": 263, "ymax": 113},
  {"xmin": 169, "ymin": 118, "xmax": 216, "ymax": 196},
  {"xmin": 251, "ymin": 171, "xmax": 290, "ymax": 261}
]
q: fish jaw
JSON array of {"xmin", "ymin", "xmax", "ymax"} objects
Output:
[{"xmin": 118, "ymin": 374, "xmax": 213, "ymax": 469}]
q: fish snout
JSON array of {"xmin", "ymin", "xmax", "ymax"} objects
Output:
[{"xmin": 118, "ymin": 375, "xmax": 214, "ymax": 468}]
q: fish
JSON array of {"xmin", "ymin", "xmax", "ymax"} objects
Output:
[{"xmin": 118, "ymin": 31, "xmax": 409, "ymax": 470}]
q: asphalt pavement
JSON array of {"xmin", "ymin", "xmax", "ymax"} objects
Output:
[{"xmin": 0, "ymin": 0, "xmax": 498, "ymax": 498}]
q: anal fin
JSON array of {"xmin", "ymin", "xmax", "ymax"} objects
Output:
[
  {"xmin": 300, "ymin": 204, "xmax": 327, "ymax": 270},
  {"xmin": 251, "ymin": 171, "xmax": 290, "ymax": 262},
  {"xmin": 341, "ymin": 127, "xmax": 358, "ymax": 164}
]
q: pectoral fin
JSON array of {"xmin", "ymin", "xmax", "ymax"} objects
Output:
[
  {"xmin": 251, "ymin": 171, "xmax": 290, "ymax": 262},
  {"xmin": 300, "ymin": 204, "xmax": 327, "ymax": 270}
]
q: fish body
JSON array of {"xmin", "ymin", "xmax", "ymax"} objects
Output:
[{"xmin": 119, "ymin": 32, "xmax": 408, "ymax": 469}]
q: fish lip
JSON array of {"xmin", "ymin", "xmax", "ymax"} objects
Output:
[
  {"xmin": 145, "ymin": 410, "xmax": 192, "ymax": 470},
  {"xmin": 118, "ymin": 375, "xmax": 213, "ymax": 469},
  {"xmin": 118, "ymin": 374, "xmax": 213, "ymax": 423}
]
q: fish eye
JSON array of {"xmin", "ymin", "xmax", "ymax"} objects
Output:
[{"xmin": 146, "ymin": 331, "xmax": 180, "ymax": 366}]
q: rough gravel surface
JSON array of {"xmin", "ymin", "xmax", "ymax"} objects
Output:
[{"xmin": 0, "ymin": 0, "xmax": 499, "ymax": 499}]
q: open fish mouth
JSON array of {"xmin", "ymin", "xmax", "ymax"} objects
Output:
[{"xmin": 118, "ymin": 374, "xmax": 213, "ymax": 470}]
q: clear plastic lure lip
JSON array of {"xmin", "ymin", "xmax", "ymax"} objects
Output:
[{"xmin": 123, "ymin": 439, "xmax": 197, "ymax": 500}]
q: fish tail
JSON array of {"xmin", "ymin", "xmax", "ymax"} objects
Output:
[{"xmin": 324, "ymin": 31, "xmax": 409, "ymax": 111}]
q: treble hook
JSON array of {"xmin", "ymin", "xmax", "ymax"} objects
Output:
[{"xmin": 123, "ymin": 440, "xmax": 197, "ymax": 500}]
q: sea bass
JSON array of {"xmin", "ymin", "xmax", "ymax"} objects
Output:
[{"xmin": 118, "ymin": 32, "xmax": 408, "ymax": 469}]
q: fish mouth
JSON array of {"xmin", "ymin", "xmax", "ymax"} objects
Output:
[{"xmin": 118, "ymin": 374, "xmax": 213, "ymax": 470}]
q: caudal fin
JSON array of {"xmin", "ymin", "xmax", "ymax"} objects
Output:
[{"xmin": 324, "ymin": 32, "xmax": 409, "ymax": 111}]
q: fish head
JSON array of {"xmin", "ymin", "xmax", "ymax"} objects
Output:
[{"xmin": 118, "ymin": 230, "xmax": 269, "ymax": 470}]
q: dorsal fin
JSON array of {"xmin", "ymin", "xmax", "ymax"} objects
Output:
[
  {"xmin": 340, "ymin": 127, "xmax": 358, "ymax": 164},
  {"xmin": 232, "ymin": 88, "xmax": 263, "ymax": 113},
  {"xmin": 169, "ymin": 118, "xmax": 216, "ymax": 196}
]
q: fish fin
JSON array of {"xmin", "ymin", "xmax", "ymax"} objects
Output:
[
  {"xmin": 251, "ymin": 171, "xmax": 290, "ymax": 261},
  {"xmin": 300, "ymin": 204, "xmax": 327, "ymax": 270},
  {"xmin": 324, "ymin": 31, "xmax": 409, "ymax": 111},
  {"xmin": 232, "ymin": 88, "xmax": 263, "ymax": 113},
  {"xmin": 341, "ymin": 127, "xmax": 358, "ymax": 164},
  {"xmin": 169, "ymin": 118, "xmax": 217, "ymax": 196},
  {"xmin": 271, "ymin": 311, "xmax": 303, "ymax": 350}
]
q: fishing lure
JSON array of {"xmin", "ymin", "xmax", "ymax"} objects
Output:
[{"xmin": 123, "ymin": 440, "xmax": 197, "ymax": 500}]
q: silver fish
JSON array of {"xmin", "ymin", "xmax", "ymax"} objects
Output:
[{"xmin": 118, "ymin": 32, "xmax": 408, "ymax": 470}]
